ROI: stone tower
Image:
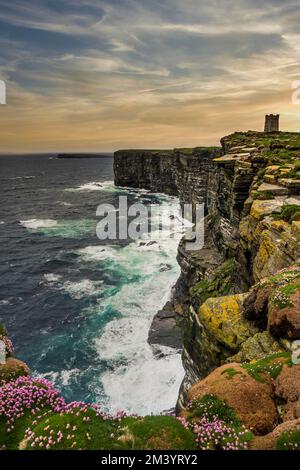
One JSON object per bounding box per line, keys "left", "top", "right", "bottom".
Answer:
{"left": 264, "top": 114, "right": 279, "bottom": 132}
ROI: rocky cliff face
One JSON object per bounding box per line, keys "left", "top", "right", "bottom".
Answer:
{"left": 114, "top": 131, "right": 300, "bottom": 410}
{"left": 114, "top": 147, "right": 222, "bottom": 206}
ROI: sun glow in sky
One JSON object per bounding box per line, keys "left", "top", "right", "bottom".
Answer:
{"left": 0, "top": 0, "right": 300, "bottom": 153}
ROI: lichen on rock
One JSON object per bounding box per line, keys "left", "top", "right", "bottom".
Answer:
{"left": 198, "top": 294, "right": 258, "bottom": 351}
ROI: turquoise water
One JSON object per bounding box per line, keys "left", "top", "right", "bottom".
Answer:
{"left": 0, "top": 155, "right": 184, "bottom": 415}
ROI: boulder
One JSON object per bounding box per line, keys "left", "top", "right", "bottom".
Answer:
{"left": 243, "top": 264, "right": 300, "bottom": 339}
{"left": 148, "top": 302, "right": 183, "bottom": 350}
{"left": 275, "top": 365, "right": 300, "bottom": 421}
{"left": 0, "top": 357, "right": 30, "bottom": 383}
{"left": 268, "top": 278, "right": 300, "bottom": 339}
{"left": 186, "top": 363, "right": 278, "bottom": 435}
{"left": 198, "top": 294, "right": 258, "bottom": 351}
{"left": 228, "top": 331, "right": 283, "bottom": 363}
{"left": 250, "top": 418, "right": 300, "bottom": 450}
{"left": 250, "top": 199, "right": 283, "bottom": 220}
{"left": 243, "top": 286, "right": 272, "bottom": 329}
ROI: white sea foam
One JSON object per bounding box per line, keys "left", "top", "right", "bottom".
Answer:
{"left": 44, "top": 273, "right": 62, "bottom": 283}
{"left": 77, "top": 245, "right": 121, "bottom": 262}
{"left": 101, "top": 351, "right": 184, "bottom": 415}
{"left": 66, "top": 180, "right": 155, "bottom": 195}
{"left": 20, "top": 218, "right": 95, "bottom": 238}
{"left": 33, "top": 190, "right": 184, "bottom": 415}
{"left": 58, "top": 201, "right": 73, "bottom": 207}
{"left": 96, "top": 317, "right": 150, "bottom": 362}
{"left": 74, "top": 182, "right": 105, "bottom": 191}
{"left": 61, "top": 368, "right": 81, "bottom": 386}
{"left": 37, "top": 369, "right": 80, "bottom": 387}
{"left": 44, "top": 273, "right": 104, "bottom": 299}
{"left": 62, "top": 279, "right": 104, "bottom": 300}
{"left": 91, "top": 194, "right": 184, "bottom": 415}
{"left": 66, "top": 180, "right": 118, "bottom": 192}
{"left": 20, "top": 219, "right": 58, "bottom": 229}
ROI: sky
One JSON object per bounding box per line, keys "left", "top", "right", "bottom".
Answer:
{"left": 0, "top": 0, "right": 300, "bottom": 153}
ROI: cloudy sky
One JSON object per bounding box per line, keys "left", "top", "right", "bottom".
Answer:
{"left": 0, "top": 0, "right": 300, "bottom": 152}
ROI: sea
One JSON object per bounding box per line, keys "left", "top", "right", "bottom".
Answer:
{"left": 0, "top": 154, "right": 184, "bottom": 415}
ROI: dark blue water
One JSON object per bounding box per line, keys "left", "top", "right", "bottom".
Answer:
{"left": 0, "top": 154, "right": 183, "bottom": 414}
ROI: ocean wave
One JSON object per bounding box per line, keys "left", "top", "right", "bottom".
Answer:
{"left": 91, "top": 227, "right": 183, "bottom": 414}
{"left": 62, "top": 279, "right": 105, "bottom": 300}
{"left": 58, "top": 201, "right": 73, "bottom": 207}
{"left": 14, "top": 179, "right": 184, "bottom": 415}
{"left": 20, "top": 218, "right": 96, "bottom": 238}
{"left": 95, "top": 317, "right": 150, "bottom": 362}
{"left": 101, "top": 351, "right": 184, "bottom": 416}
{"left": 77, "top": 245, "right": 121, "bottom": 262}
{"left": 20, "top": 219, "right": 58, "bottom": 229}
{"left": 65, "top": 180, "right": 119, "bottom": 192}
{"left": 36, "top": 368, "right": 81, "bottom": 388}
{"left": 44, "top": 273, "right": 62, "bottom": 283}
{"left": 44, "top": 273, "right": 104, "bottom": 299}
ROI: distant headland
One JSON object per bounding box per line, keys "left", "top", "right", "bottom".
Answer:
{"left": 57, "top": 153, "right": 113, "bottom": 159}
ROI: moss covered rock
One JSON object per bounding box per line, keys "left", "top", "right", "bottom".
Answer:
{"left": 0, "top": 357, "right": 29, "bottom": 384}
{"left": 268, "top": 277, "right": 300, "bottom": 339}
{"left": 227, "top": 331, "right": 284, "bottom": 363}
{"left": 243, "top": 263, "right": 300, "bottom": 340}
{"left": 251, "top": 419, "right": 300, "bottom": 450}
{"left": 275, "top": 365, "right": 300, "bottom": 422}
{"left": 198, "top": 294, "right": 258, "bottom": 351}
{"left": 186, "top": 362, "right": 278, "bottom": 435}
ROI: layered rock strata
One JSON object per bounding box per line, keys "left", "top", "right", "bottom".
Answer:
{"left": 114, "top": 131, "right": 300, "bottom": 411}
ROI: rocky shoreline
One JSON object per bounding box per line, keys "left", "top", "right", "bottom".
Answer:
{"left": 114, "top": 129, "right": 300, "bottom": 443}
{"left": 1, "top": 128, "right": 300, "bottom": 450}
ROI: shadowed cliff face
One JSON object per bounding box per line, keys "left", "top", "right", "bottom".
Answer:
{"left": 114, "top": 131, "right": 300, "bottom": 408}
{"left": 114, "top": 147, "right": 222, "bottom": 206}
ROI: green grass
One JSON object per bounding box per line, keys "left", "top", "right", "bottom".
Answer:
{"left": 264, "top": 267, "right": 300, "bottom": 286}
{"left": 187, "top": 394, "right": 241, "bottom": 426}
{"left": 24, "top": 409, "right": 126, "bottom": 450}
{"left": 190, "top": 259, "right": 234, "bottom": 303}
{"left": 256, "top": 191, "right": 275, "bottom": 200}
{"left": 22, "top": 411, "right": 196, "bottom": 451}
{"left": 276, "top": 431, "right": 300, "bottom": 450}
{"left": 221, "top": 368, "right": 244, "bottom": 380}
{"left": 185, "top": 394, "right": 254, "bottom": 450}
{"left": 261, "top": 149, "right": 300, "bottom": 165}
{"left": 272, "top": 205, "right": 300, "bottom": 223}
{"left": 271, "top": 284, "right": 298, "bottom": 309}
{"left": 241, "top": 352, "right": 292, "bottom": 383}
{"left": 0, "top": 409, "right": 51, "bottom": 450}
{"left": 120, "top": 416, "right": 196, "bottom": 450}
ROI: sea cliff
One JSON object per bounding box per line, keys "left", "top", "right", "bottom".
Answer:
{"left": 114, "top": 131, "right": 300, "bottom": 411}
{"left": 1, "top": 129, "right": 300, "bottom": 451}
